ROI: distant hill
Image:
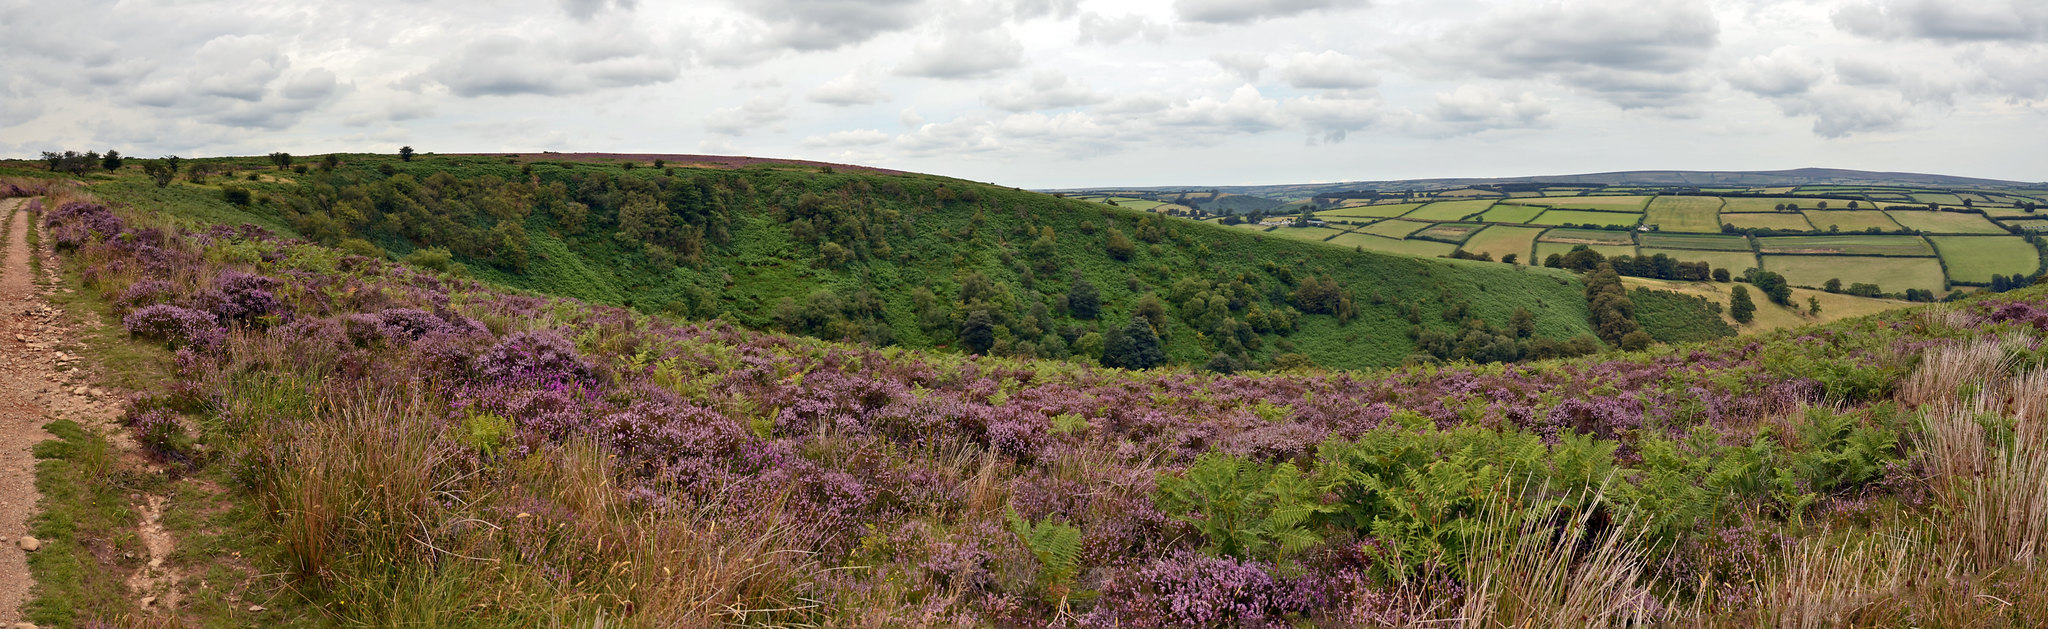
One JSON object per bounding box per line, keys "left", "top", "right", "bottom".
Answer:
{"left": 1056, "top": 168, "right": 2038, "bottom": 202}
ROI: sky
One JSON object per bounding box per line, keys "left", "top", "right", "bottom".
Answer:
{"left": 1, "top": 0, "right": 2044, "bottom": 188}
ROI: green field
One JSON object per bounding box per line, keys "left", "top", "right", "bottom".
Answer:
{"left": 2002, "top": 219, "right": 2048, "bottom": 233}
{"left": 1539, "top": 228, "right": 1635, "bottom": 245}
{"left": 1639, "top": 248, "right": 1759, "bottom": 273}
{"left": 1645, "top": 196, "right": 1725, "bottom": 233}
{"left": 1460, "top": 226, "right": 1545, "bottom": 262}
{"left": 1910, "top": 192, "right": 1966, "bottom": 206}
{"left": 1531, "top": 210, "right": 1642, "bottom": 228}
{"left": 1757, "top": 235, "right": 1934, "bottom": 257}
{"left": 1321, "top": 203, "right": 1423, "bottom": 219}
{"left": 1329, "top": 232, "right": 1459, "bottom": 257}
{"left": 1721, "top": 197, "right": 1817, "bottom": 213}
{"left": 1722, "top": 212, "right": 1814, "bottom": 231}
{"left": 1982, "top": 207, "right": 2040, "bottom": 219}
{"left": 1885, "top": 210, "right": 2008, "bottom": 234}
{"left": 1533, "top": 195, "right": 1653, "bottom": 212}
{"left": 1537, "top": 241, "right": 1636, "bottom": 261}
{"left": 1359, "top": 219, "right": 1432, "bottom": 239}
{"left": 1476, "top": 203, "right": 1548, "bottom": 224}
{"left": 1802, "top": 210, "right": 1902, "bottom": 232}
{"left": 1405, "top": 200, "right": 1497, "bottom": 221}
{"left": 1928, "top": 236, "right": 2043, "bottom": 284}
{"left": 1763, "top": 255, "right": 1948, "bottom": 294}
{"left": 1636, "top": 233, "right": 1752, "bottom": 251}
{"left": 1413, "top": 223, "right": 1485, "bottom": 243}
{"left": 1268, "top": 225, "right": 1349, "bottom": 241}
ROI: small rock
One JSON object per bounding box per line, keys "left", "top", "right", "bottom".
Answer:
{"left": 70, "top": 386, "right": 87, "bottom": 396}
{"left": 18, "top": 536, "right": 40, "bottom": 552}
{"left": 89, "top": 388, "right": 105, "bottom": 397}
{"left": 16, "top": 621, "right": 40, "bottom": 629}
{"left": 140, "top": 596, "right": 155, "bottom": 608}
{"left": 249, "top": 604, "right": 267, "bottom": 612}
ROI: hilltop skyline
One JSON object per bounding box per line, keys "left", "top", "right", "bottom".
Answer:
{"left": 4, "top": 0, "right": 2046, "bottom": 188}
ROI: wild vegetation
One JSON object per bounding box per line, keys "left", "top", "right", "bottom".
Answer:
{"left": 15, "top": 171, "right": 2048, "bottom": 626}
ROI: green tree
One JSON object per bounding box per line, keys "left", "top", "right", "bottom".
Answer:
{"left": 1105, "top": 228, "right": 1136, "bottom": 261}
{"left": 1584, "top": 263, "right": 1642, "bottom": 346}
{"left": 1730, "top": 285, "right": 1756, "bottom": 324}
{"left": 101, "top": 149, "right": 123, "bottom": 170}
{"left": 1134, "top": 293, "right": 1168, "bottom": 333}
{"left": 959, "top": 310, "right": 997, "bottom": 354}
{"left": 1808, "top": 296, "right": 1822, "bottom": 316}
{"left": 142, "top": 160, "right": 175, "bottom": 188}
{"left": 1101, "top": 315, "right": 1165, "bottom": 370}
{"left": 269, "top": 152, "right": 292, "bottom": 170}
{"left": 399, "top": 146, "right": 415, "bottom": 162}
{"left": 1066, "top": 279, "right": 1101, "bottom": 320}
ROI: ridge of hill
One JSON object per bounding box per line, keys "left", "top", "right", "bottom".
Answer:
{"left": 16, "top": 152, "right": 1706, "bottom": 371}
{"left": 1059, "top": 167, "right": 2037, "bottom": 201}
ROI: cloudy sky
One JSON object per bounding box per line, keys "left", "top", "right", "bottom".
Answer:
{"left": 2, "top": 0, "right": 2044, "bottom": 188}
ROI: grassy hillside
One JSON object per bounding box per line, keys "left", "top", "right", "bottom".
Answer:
{"left": 26, "top": 189, "right": 2048, "bottom": 626}
{"left": 56, "top": 153, "right": 1617, "bottom": 371}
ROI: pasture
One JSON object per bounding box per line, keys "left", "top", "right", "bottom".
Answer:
{"left": 1413, "top": 223, "right": 1485, "bottom": 243}
{"left": 1460, "top": 226, "right": 1545, "bottom": 261}
{"left": 1537, "top": 241, "right": 1636, "bottom": 261}
{"left": 1927, "top": 236, "right": 2043, "bottom": 284}
{"left": 1329, "top": 232, "right": 1459, "bottom": 257}
{"left": 1886, "top": 210, "right": 2008, "bottom": 234}
{"left": 1531, "top": 194, "right": 1653, "bottom": 211}
{"left": 1531, "top": 210, "right": 1642, "bottom": 228}
{"left": 1802, "top": 210, "right": 1903, "bottom": 232}
{"left": 1719, "top": 197, "right": 1814, "bottom": 213}
{"left": 1636, "top": 233, "right": 1751, "bottom": 251}
{"left": 1721, "top": 212, "right": 1814, "bottom": 231}
{"left": 1539, "top": 228, "right": 1636, "bottom": 245}
{"left": 1267, "top": 225, "right": 1348, "bottom": 241}
{"left": 1645, "top": 196, "right": 1725, "bottom": 232}
{"left": 1321, "top": 202, "right": 1422, "bottom": 218}
{"left": 1359, "top": 219, "right": 1432, "bottom": 239}
{"left": 1404, "top": 200, "right": 1497, "bottom": 221}
{"left": 1763, "top": 255, "right": 1949, "bottom": 294}
{"left": 1756, "top": 235, "right": 1935, "bottom": 257}
{"left": 1638, "top": 248, "right": 1760, "bottom": 273}
{"left": 1476, "top": 203, "right": 1548, "bottom": 224}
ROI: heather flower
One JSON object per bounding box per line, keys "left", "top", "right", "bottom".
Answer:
{"left": 123, "top": 304, "right": 224, "bottom": 349}
{"left": 204, "top": 270, "right": 285, "bottom": 325}
{"left": 1085, "top": 552, "right": 1326, "bottom": 628}
{"left": 126, "top": 408, "right": 189, "bottom": 463}
{"left": 475, "top": 329, "right": 596, "bottom": 387}
{"left": 116, "top": 279, "right": 177, "bottom": 311}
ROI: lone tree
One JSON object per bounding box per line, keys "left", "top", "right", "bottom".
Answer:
{"left": 268, "top": 152, "right": 292, "bottom": 170}
{"left": 101, "top": 149, "right": 123, "bottom": 171}
{"left": 1066, "top": 278, "right": 1101, "bottom": 320}
{"left": 399, "top": 146, "right": 415, "bottom": 162}
{"left": 141, "top": 159, "right": 176, "bottom": 188}
{"left": 1730, "top": 285, "right": 1756, "bottom": 324}
{"left": 1100, "top": 315, "right": 1165, "bottom": 370}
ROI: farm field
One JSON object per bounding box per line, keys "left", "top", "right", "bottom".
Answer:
{"left": 1721, "top": 212, "right": 1813, "bottom": 231}
{"left": 1638, "top": 248, "right": 1759, "bottom": 273}
{"left": 1321, "top": 202, "right": 1422, "bottom": 218}
{"left": 1911, "top": 192, "right": 1966, "bottom": 205}
{"left": 1359, "top": 219, "right": 1432, "bottom": 239}
{"left": 1802, "top": 210, "right": 1903, "bottom": 232}
{"left": 1329, "top": 232, "right": 1459, "bottom": 257}
{"left": 1413, "top": 222, "right": 1484, "bottom": 243}
{"left": 1531, "top": 210, "right": 1641, "bottom": 228}
{"left": 1510, "top": 195, "right": 1652, "bottom": 211}
{"left": 1645, "top": 196, "right": 1724, "bottom": 232}
{"left": 1757, "top": 235, "right": 1934, "bottom": 257}
{"left": 1459, "top": 226, "right": 1545, "bottom": 261}
{"left": 1618, "top": 276, "right": 1915, "bottom": 331}
{"left": 1539, "top": 228, "right": 1635, "bottom": 245}
{"left": 1885, "top": 210, "right": 2009, "bottom": 234}
{"left": 1637, "top": 233, "right": 1751, "bottom": 251}
{"left": 1763, "top": 255, "right": 1949, "bottom": 294}
{"left": 1537, "top": 241, "right": 1636, "bottom": 261}
{"left": 1927, "top": 236, "right": 2043, "bottom": 284}
{"left": 1267, "top": 224, "right": 1348, "bottom": 241}
{"left": 1720, "top": 197, "right": 1815, "bottom": 212}
{"left": 1404, "top": 200, "right": 1497, "bottom": 221}
{"left": 1476, "top": 203, "right": 1547, "bottom": 224}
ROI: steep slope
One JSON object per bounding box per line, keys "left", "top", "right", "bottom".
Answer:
{"left": 77, "top": 154, "right": 1610, "bottom": 370}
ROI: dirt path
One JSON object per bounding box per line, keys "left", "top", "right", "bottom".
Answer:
{"left": 0, "top": 197, "right": 51, "bottom": 622}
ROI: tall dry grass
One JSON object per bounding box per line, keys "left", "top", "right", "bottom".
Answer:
{"left": 1456, "top": 486, "right": 1660, "bottom": 628}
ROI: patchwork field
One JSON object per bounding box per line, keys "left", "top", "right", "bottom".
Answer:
{"left": 1927, "top": 236, "right": 2043, "bottom": 284}
{"left": 1460, "top": 226, "right": 1545, "bottom": 261}
{"left": 1764, "top": 255, "right": 1948, "bottom": 294}
{"left": 1405, "top": 200, "right": 1497, "bottom": 221}
{"left": 1720, "top": 197, "right": 1815, "bottom": 213}
{"left": 1476, "top": 203, "right": 1548, "bottom": 224}
{"left": 1721, "top": 212, "right": 1813, "bottom": 231}
{"left": 1636, "top": 233, "right": 1752, "bottom": 251}
{"left": 1885, "top": 210, "right": 2008, "bottom": 234}
{"left": 1537, "top": 241, "right": 1636, "bottom": 261}
{"left": 1802, "top": 210, "right": 1903, "bottom": 232}
{"left": 1359, "top": 219, "right": 1433, "bottom": 239}
{"left": 1512, "top": 195, "right": 1652, "bottom": 211}
{"left": 1321, "top": 203, "right": 1422, "bottom": 218}
{"left": 1413, "top": 223, "right": 1485, "bottom": 243}
{"left": 1645, "top": 196, "right": 1725, "bottom": 232}
{"left": 1911, "top": 192, "right": 1966, "bottom": 205}
{"left": 1329, "top": 232, "right": 1459, "bottom": 257}
{"left": 1639, "top": 248, "right": 1759, "bottom": 273}
{"left": 1539, "top": 228, "right": 1635, "bottom": 245}
{"left": 1532, "top": 210, "right": 1642, "bottom": 228}
{"left": 1618, "top": 276, "right": 1915, "bottom": 332}
{"left": 1268, "top": 225, "right": 1348, "bottom": 241}
{"left": 1757, "top": 235, "right": 1935, "bottom": 257}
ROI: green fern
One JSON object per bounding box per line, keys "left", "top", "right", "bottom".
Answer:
{"left": 1007, "top": 508, "right": 1083, "bottom": 589}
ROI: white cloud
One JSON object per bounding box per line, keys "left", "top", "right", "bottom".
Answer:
{"left": 803, "top": 128, "right": 892, "bottom": 147}
{"left": 1834, "top": 0, "right": 2048, "bottom": 43}
{"left": 1426, "top": 86, "right": 1551, "bottom": 136}
{"left": 1276, "top": 51, "right": 1377, "bottom": 90}
{"left": 1078, "top": 13, "right": 1169, "bottom": 44}
{"left": 418, "top": 30, "right": 680, "bottom": 97}
{"left": 808, "top": 71, "right": 890, "bottom": 106}
{"left": 1418, "top": 0, "right": 1719, "bottom": 111}
{"left": 1175, "top": 0, "right": 1368, "bottom": 24}
{"left": 983, "top": 71, "right": 1105, "bottom": 111}
{"left": 1158, "top": 85, "right": 1287, "bottom": 133}
{"left": 895, "top": 30, "right": 1025, "bottom": 79}
{"left": 704, "top": 96, "right": 790, "bottom": 136}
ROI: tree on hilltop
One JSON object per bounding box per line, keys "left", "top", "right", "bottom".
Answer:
{"left": 400, "top": 146, "right": 415, "bottom": 162}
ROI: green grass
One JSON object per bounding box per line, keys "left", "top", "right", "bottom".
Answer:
{"left": 1412, "top": 223, "right": 1485, "bottom": 244}
{"left": 1927, "top": 236, "right": 2043, "bottom": 284}
{"left": 1636, "top": 233, "right": 1752, "bottom": 251}
{"left": 1801, "top": 211, "right": 1903, "bottom": 232}
{"left": 1460, "top": 226, "right": 1545, "bottom": 262}
{"left": 1530, "top": 210, "right": 1641, "bottom": 228}
{"left": 1527, "top": 195, "right": 1652, "bottom": 212}
{"left": 26, "top": 420, "right": 145, "bottom": 625}
{"left": 1267, "top": 225, "right": 1349, "bottom": 242}
{"left": 1475, "top": 204, "right": 1548, "bottom": 224}
{"left": 1763, "top": 255, "right": 1948, "bottom": 294}
{"left": 1910, "top": 192, "right": 1965, "bottom": 206}
{"left": 88, "top": 178, "right": 302, "bottom": 238}
{"left": 1756, "top": 235, "right": 1934, "bottom": 257}
{"left": 1630, "top": 288, "right": 1736, "bottom": 343}
{"left": 1884, "top": 210, "right": 2009, "bottom": 234}
{"left": 1404, "top": 200, "right": 1496, "bottom": 222}
{"left": 1721, "top": 212, "right": 1814, "bottom": 231}
{"left": 1327, "top": 233, "right": 1458, "bottom": 258}
{"left": 1358, "top": 219, "right": 1432, "bottom": 239}
{"left": 1537, "top": 228, "right": 1635, "bottom": 245}
{"left": 1644, "top": 196, "right": 1724, "bottom": 233}
{"left": 1720, "top": 197, "right": 1821, "bottom": 213}
{"left": 1638, "top": 248, "right": 1760, "bottom": 273}
{"left": 1320, "top": 203, "right": 1422, "bottom": 219}
{"left": 1536, "top": 241, "right": 1635, "bottom": 261}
